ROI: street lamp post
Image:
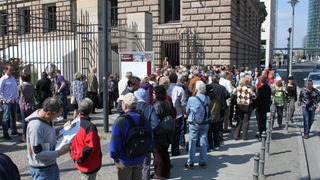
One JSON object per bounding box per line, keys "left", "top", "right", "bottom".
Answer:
{"left": 289, "top": 0, "right": 299, "bottom": 77}
{"left": 287, "top": 28, "right": 292, "bottom": 79}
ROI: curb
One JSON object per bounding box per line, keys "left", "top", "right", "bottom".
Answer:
{"left": 298, "top": 129, "right": 310, "bottom": 180}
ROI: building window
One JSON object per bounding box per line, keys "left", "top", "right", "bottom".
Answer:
{"left": 43, "top": 5, "right": 57, "bottom": 32}
{"left": 19, "top": 8, "right": 30, "bottom": 35}
{"left": 162, "top": 0, "right": 180, "bottom": 23}
{"left": 71, "top": 0, "right": 77, "bottom": 32}
{"left": 111, "top": 0, "right": 118, "bottom": 26}
{"left": 0, "top": 11, "right": 8, "bottom": 36}
{"left": 161, "top": 42, "right": 180, "bottom": 67}
{"left": 236, "top": 0, "right": 240, "bottom": 26}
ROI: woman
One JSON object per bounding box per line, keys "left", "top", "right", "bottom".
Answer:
{"left": 233, "top": 75, "right": 255, "bottom": 140}
{"left": 270, "top": 76, "right": 286, "bottom": 127}
{"left": 286, "top": 76, "right": 297, "bottom": 123}
{"left": 184, "top": 81, "right": 210, "bottom": 169}
{"left": 149, "top": 74, "right": 157, "bottom": 87}
{"left": 18, "top": 72, "right": 36, "bottom": 142}
{"left": 71, "top": 72, "right": 87, "bottom": 119}
{"left": 140, "top": 75, "right": 153, "bottom": 105}
{"left": 152, "top": 85, "right": 174, "bottom": 179}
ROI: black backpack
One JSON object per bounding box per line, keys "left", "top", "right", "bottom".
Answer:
{"left": 122, "top": 114, "right": 152, "bottom": 159}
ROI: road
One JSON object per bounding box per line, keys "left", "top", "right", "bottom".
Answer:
{"left": 278, "top": 61, "right": 320, "bottom": 180}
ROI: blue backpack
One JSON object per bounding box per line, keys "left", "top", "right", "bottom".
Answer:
{"left": 193, "top": 96, "right": 210, "bottom": 125}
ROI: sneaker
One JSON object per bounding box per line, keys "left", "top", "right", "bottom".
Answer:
{"left": 4, "top": 134, "right": 11, "bottom": 140}
{"left": 184, "top": 162, "right": 194, "bottom": 169}
{"left": 11, "top": 131, "right": 21, "bottom": 136}
{"left": 199, "top": 163, "right": 207, "bottom": 169}
{"left": 303, "top": 135, "right": 309, "bottom": 139}
{"left": 57, "top": 116, "right": 64, "bottom": 122}
{"left": 214, "top": 146, "right": 220, "bottom": 151}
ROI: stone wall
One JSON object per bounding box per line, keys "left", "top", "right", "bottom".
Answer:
{"left": 117, "top": 0, "right": 266, "bottom": 67}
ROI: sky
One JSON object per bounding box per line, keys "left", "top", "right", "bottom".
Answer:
{"left": 276, "top": 0, "right": 309, "bottom": 48}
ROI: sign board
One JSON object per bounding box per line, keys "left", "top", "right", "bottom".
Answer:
{"left": 119, "top": 52, "right": 154, "bottom": 79}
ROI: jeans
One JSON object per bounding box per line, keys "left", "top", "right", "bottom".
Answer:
{"left": 2, "top": 102, "right": 17, "bottom": 135}
{"left": 142, "top": 152, "right": 151, "bottom": 180}
{"left": 302, "top": 107, "right": 315, "bottom": 137}
{"left": 20, "top": 109, "right": 27, "bottom": 136}
{"left": 29, "top": 164, "right": 60, "bottom": 180}
{"left": 172, "top": 117, "right": 183, "bottom": 155}
{"left": 188, "top": 123, "right": 209, "bottom": 164}
{"left": 57, "top": 92, "right": 68, "bottom": 119}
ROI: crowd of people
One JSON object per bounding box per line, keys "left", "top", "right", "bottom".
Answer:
{"left": 0, "top": 63, "right": 320, "bottom": 180}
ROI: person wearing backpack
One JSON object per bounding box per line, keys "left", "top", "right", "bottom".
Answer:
{"left": 134, "top": 88, "right": 160, "bottom": 180}
{"left": 110, "top": 93, "right": 152, "bottom": 180}
{"left": 70, "top": 98, "right": 101, "bottom": 180}
{"left": 184, "top": 81, "right": 211, "bottom": 169}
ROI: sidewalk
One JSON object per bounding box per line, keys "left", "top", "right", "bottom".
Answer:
{"left": 0, "top": 108, "right": 309, "bottom": 180}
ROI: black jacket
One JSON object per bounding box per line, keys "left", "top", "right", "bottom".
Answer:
{"left": 210, "top": 82, "right": 230, "bottom": 108}
{"left": 254, "top": 84, "right": 271, "bottom": 113}
{"left": 36, "top": 77, "right": 52, "bottom": 105}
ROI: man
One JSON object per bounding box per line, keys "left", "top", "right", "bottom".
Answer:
{"left": 0, "top": 153, "right": 20, "bottom": 180}
{"left": 70, "top": 98, "right": 101, "bottom": 180}
{"left": 254, "top": 75, "right": 271, "bottom": 138}
{"left": 167, "top": 73, "right": 187, "bottom": 156}
{"left": 87, "top": 67, "right": 99, "bottom": 113}
{"left": 116, "top": 76, "right": 141, "bottom": 114}
{"left": 51, "top": 70, "right": 68, "bottom": 121}
{"left": 110, "top": 93, "right": 152, "bottom": 180}
{"left": 255, "top": 70, "right": 267, "bottom": 90}
{"left": 36, "top": 72, "right": 53, "bottom": 109}
{"left": 26, "top": 97, "right": 71, "bottom": 179}
{"left": 0, "top": 65, "right": 19, "bottom": 139}
{"left": 118, "top": 71, "right": 132, "bottom": 95}
{"left": 244, "top": 67, "right": 252, "bottom": 76}
{"left": 208, "top": 75, "right": 230, "bottom": 151}
{"left": 270, "top": 76, "right": 286, "bottom": 128}
{"left": 189, "top": 70, "right": 201, "bottom": 96}
{"left": 219, "top": 72, "right": 233, "bottom": 132}
{"left": 298, "top": 80, "right": 320, "bottom": 139}
{"left": 184, "top": 81, "right": 210, "bottom": 169}
{"left": 134, "top": 88, "right": 160, "bottom": 180}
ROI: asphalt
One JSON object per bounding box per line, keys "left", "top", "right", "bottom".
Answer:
{"left": 0, "top": 61, "right": 318, "bottom": 180}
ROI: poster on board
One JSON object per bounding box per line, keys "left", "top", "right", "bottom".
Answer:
{"left": 119, "top": 52, "right": 154, "bottom": 79}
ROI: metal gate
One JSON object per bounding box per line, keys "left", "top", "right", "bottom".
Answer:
{"left": 0, "top": 0, "right": 98, "bottom": 83}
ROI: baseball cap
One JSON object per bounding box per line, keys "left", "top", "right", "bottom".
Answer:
{"left": 119, "top": 93, "right": 137, "bottom": 108}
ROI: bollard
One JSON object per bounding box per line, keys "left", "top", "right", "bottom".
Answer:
{"left": 259, "top": 131, "right": 267, "bottom": 179}
{"left": 266, "top": 129, "right": 271, "bottom": 156}
{"left": 267, "top": 119, "right": 272, "bottom": 143}
{"left": 253, "top": 152, "right": 260, "bottom": 180}
{"left": 285, "top": 102, "right": 289, "bottom": 133}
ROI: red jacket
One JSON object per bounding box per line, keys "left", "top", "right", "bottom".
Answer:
{"left": 71, "top": 116, "right": 102, "bottom": 173}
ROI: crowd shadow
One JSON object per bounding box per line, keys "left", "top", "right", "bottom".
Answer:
{"left": 170, "top": 153, "right": 254, "bottom": 179}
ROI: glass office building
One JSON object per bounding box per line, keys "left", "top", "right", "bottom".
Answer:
{"left": 307, "top": 0, "right": 320, "bottom": 56}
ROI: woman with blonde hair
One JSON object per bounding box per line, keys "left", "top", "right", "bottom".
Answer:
{"left": 233, "top": 75, "right": 255, "bottom": 140}
{"left": 70, "top": 72, "right": 87, "bottom": 119}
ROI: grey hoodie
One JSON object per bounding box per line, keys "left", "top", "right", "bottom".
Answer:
{"left": 26, "top": 110, "right": 59, "bottom": 168}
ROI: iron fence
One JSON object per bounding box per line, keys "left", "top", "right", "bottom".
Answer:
{"left": 0, "top": 0, "right": 98, "bottom": 83}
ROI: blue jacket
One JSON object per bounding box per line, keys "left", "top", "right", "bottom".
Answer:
{"left": 186, "top": 93, "right": 211, "bottom": 124}
{"left": 110, "top": 110, "right": 153, "bottom": 166}
{"left": 136, "top": 101, "right": 160, "bottom": 130}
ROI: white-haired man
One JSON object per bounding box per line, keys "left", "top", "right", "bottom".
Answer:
{"left": 118, "top": 71, "right": 132, "bottom": 95}
{"left": 184, "top": 81, "right": 211, "bottom": 169}
{"left": 270, "top": 76, "right": 286, "bottom": 128}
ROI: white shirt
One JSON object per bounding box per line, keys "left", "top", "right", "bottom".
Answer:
{"left": 118, "top": 78, "right": 128, "bottom": 95}
{"left": 167, "top": 83, "right": 187, "bottom": 119}
{"left": 219, "top": 78, "right": 233, "bottom": 106}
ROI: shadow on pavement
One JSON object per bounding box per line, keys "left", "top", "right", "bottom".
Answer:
{"left": 270, "top": 150, "right": 292, "bottom": 156}
{"left": 266, "top": 170, "right": 291, "bottom": 177}
{"left": 170, "top": 153, "right": 254, "bottom": 179}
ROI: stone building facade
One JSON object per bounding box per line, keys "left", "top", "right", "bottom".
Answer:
{"left": 117, "top": 0, "right": 267, "bottom": 67}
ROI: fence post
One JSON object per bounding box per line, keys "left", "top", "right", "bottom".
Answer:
{"left": 266, "top": 118, "right": 272, "bottom": 156}
{"left": 259, "top": 131, "right": 266, "bottom": 179}
{"left": 267, "top": 119, "right": 272, "bottom": 143}
{"left": 253, "top": 152, "right": 260, "bottom": 180}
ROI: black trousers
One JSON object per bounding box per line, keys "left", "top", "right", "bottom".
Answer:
{"left": 234, "top": 108, "right": 251, "bottom": 140}
{"left": 87, "top": 92, "right": 98, "bottom": 111}
{"left": 153, "top": 144, "right": 170, "bottom": 178}
{"left": 256, "top": 110, "right": 267, "bottom": 136}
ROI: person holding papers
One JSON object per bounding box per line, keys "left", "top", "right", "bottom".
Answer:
{"left": 26, "top": 97, "right": 71, "bottom": 180}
